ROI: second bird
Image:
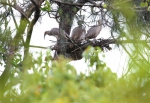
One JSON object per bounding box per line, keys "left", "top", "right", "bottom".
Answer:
{"left": 85, "top": 20, "right": 102, "bottom": 39}
{"left": 71, "top": 21, "right": 86, "bottom": 41}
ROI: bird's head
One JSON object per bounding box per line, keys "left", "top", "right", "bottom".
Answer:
{"left": 44, "top": 31, "right": 51, "bottom": 39}
{"left": 44, "top": 29, "right": 60, "bottom": 40}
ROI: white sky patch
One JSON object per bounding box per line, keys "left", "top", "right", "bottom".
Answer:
{"left": 0, "top": 61, "right": 5, "bottom": 76}
{"left": 12, "top": 83, "right": 21, "bottom": 95}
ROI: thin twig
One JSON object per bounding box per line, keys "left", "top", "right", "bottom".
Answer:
{"left": 29, "top": 45, "right": 48, "bottom": 49}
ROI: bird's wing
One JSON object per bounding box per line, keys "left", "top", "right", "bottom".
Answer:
{"left": 85, "top": 27, "right": 95, "bottom": 38}
{"left": 71, "top": 27, "right": 78, "bottom": 40}
{"left": 79, "top": 28, "right": 86, "bottom": 40}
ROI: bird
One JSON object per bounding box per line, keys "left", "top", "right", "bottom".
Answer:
{"left": 71, "top": 21, "right": 86, "bottom": 41}
{"left": 44, "top": 28, "right": 70, "bottom": 60}
{"left": 44, "top": 28, "right": 69, "bottom": 40}
{"left": 71, "top": 26, "right": 86, "bottom": 41}
{"left": 85, "top": 20, "right": 102, "bottom": 39}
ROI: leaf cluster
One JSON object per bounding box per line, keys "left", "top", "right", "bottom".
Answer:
{"left": 0, "top": 47, "right": 150, "bottom": 103}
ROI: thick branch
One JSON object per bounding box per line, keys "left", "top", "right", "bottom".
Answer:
{"left": 25, "top": 0, "right": 41, "bottom": 50}
{"left": 52, "top": 0, "right": 103, "bottom": 8}
{"left": 52, "top": 0, "right": 149, "bottom": 12}
{"left": 23, "top": 0, "right": 44, "bottom": 67}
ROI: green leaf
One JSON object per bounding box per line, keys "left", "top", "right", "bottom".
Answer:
{"left": 102, "top": 3, "right": 107, "bottom": 8}
{"left": 41, "top": 7, "right": 49, "bottom": 11}
{"left": 147, "top": 6, "right": 150, "bottom": 11}
{"left": 40, "top": 0, "right": 51, "bottom": 12}
{"left": 46, "top": 0, "right": 50, "bottom": 7}
{"left": 140, "top": 2, "right": 148, "bottom": 7}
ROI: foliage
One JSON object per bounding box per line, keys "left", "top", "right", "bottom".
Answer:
{"left": 0, "top": 0, "right": 150, "bottom": 103}
{"left": 0, "top": 48, "right": 150, "bottom": 103}
{"left": 41, "top": 0, "right": 51, "bottom": 11}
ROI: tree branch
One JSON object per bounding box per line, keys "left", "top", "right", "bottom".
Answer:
{"left": 51, "top": 38, "right": 150, "bottom": 60}
{"left": 24, "top": 0, "right": 44, "bottom": 57}
{"left": 52, "top": 0, "right": 103, "bottom": 8}
{"left": 0, "top": 1, "right": 30, "bottom": 22}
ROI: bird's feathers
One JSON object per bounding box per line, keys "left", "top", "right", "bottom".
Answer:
{"left": 44, "top": 28, "right": 68, "bottom": 40}
{"left": 71, "top": 26, "right": 86, "bottom": 41}
{"left": 85, "top": 20, "right": 102, "bottom": 39}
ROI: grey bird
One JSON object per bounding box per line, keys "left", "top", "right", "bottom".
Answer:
{"left": 44, "top": 28, "right": 69, "bottom": 40}
{"left": 71, "top": 26, "right": 86, "bottom": 41}
{"left": 85, "top": 20, "right": 102, "bottom": 39}
{"left": 44, "top": 28, "right": 70, "bottom": 60}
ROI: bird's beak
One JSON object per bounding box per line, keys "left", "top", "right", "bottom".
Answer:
{"left": 44, "top": 32, "right": 47, "bottom": 39}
